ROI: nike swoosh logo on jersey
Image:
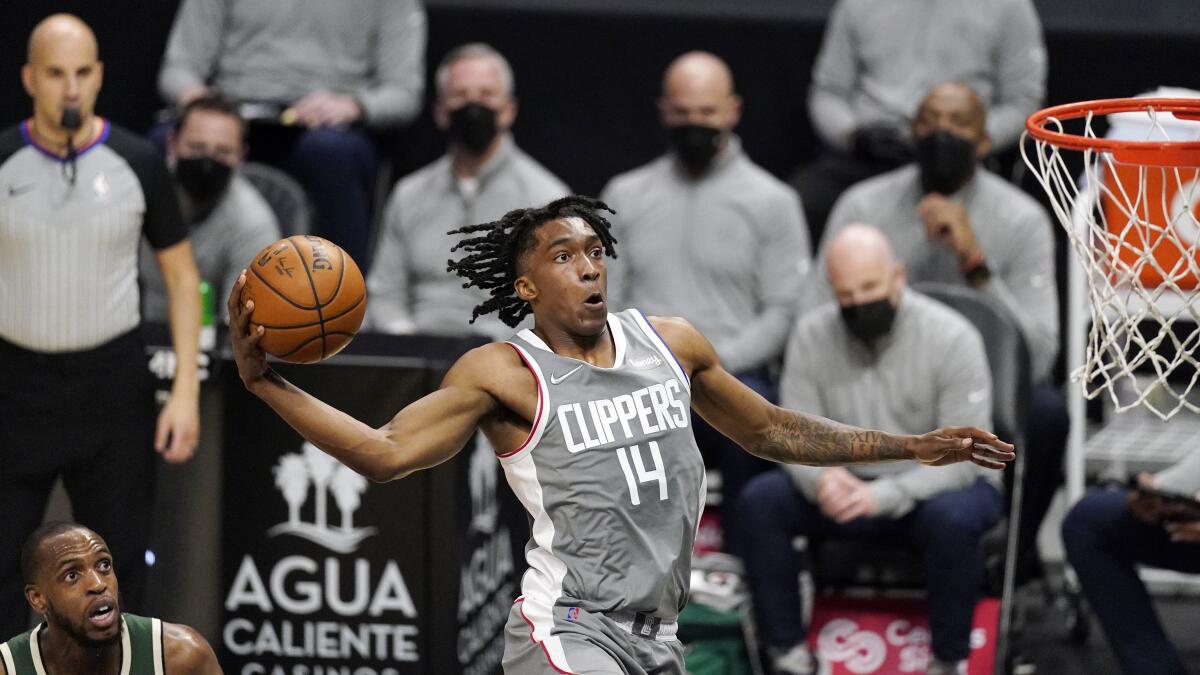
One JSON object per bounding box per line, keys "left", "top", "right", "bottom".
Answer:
{"left": 550, "top": 364, "right": 584, "bottom": 385}
{"left": 7, "top": 183, "right": 35, "bottom": 197}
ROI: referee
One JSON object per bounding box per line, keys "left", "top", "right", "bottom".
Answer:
{"left": 0, "top": 14, "right": 201, "bottom": 637}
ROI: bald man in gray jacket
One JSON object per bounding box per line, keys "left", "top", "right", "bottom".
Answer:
{"left": 739, "top": 225, "right": 1000, "bottom": 675}
{"left": 601, "top": 51, "right": 811, "bottom": 525}
{"left": 820, "top": 82, "right": 1066, "bottom": 588}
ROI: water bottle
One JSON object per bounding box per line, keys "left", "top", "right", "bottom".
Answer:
{"left": 199, "top": 280, "right": 216, "bottom": 352}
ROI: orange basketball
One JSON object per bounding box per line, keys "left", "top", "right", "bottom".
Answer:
{"left": 240, "top": 236, "right": 367, "bottom": 364}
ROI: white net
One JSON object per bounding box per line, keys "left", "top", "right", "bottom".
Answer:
{"left": 1022, "top": 101, "right": 1200, "bottom": 420}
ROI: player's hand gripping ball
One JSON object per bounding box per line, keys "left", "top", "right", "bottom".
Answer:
{"left": 240, "top": 236, "right": 367, "bottom": 363}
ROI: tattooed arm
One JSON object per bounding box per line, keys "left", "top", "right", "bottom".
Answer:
{"left": 651, "top": 315, "right": 1014, "bottom": 469}
{"left": 757, "top": 412, "right": 910, "bottom": 465}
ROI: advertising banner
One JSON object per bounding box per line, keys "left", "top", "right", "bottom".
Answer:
{"left": 220, "top": 363, "right": 435, "bottom": 674}
{"left": 218, "top": 336, "right": 528, "bottom": 675}
{"left": 808, "top": 596, "right": 1000, "bottom": 675}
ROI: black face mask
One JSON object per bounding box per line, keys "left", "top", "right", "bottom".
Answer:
{"left": 915, "top": 129, "right": 978, "bottom": 195}
{"left": 840, "top": 298, "right": 897, "bottom": 343}
{"left": 175, "top": 156, "right": 233, "bottom": 205}
{"left": 668, "top": 124, "right": 723, "bottom": 172}
{"left": 448, "top": 103, "right": 499, "bottom": 152}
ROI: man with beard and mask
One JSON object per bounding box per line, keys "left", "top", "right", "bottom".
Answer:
{"left": 0, "top": 14, "right": 200, "bottom": 639}
{"left": 600, "top": 51, "right": 811, "bottom": 540}
{"left": 789, "top": 0, "right": 1045, "bottom": 244}
{"left": 139, "top": 95, "right": 279, "bottom": 323}
{"left": 739, "top": 224, "right": 999, "bottom": 675}
{"left": 1, "top": 522, "right": 220, "bottom": 674}
{"left": 820, "top": 82, "right": 1065, "bottom": 587}
{"left": 367, "top": 43, "right": 568, "bottom": 340}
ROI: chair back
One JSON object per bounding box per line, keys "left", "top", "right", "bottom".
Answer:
{"left": 241, "top": 161, "right": 312, "bottom": 236}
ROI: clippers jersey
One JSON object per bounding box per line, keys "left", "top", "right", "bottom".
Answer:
{"left": 502, "top": 310, "right": 706, "bottom": 632}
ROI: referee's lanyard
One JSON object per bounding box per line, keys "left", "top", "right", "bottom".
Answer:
{"left": 60, "top": 108, "right": 83, "bottom": 184}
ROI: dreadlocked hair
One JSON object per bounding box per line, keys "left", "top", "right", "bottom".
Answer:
{"left": 446, "top": 195, "right": 618, "bottom": 327}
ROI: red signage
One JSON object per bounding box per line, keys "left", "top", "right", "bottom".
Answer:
{"left": 808, "top": 596, "right": 999, "bottom": 675}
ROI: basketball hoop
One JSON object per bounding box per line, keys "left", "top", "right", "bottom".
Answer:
{"left": 1023, "top": 97, "right": 1200, "bottom": 420}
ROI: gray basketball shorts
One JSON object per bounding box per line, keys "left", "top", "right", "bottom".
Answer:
{"left": 502, "top": 599, "right": 685, "bottom": 675}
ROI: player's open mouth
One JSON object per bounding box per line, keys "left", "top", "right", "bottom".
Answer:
{"left": 584, "top": 293, "right": 604, "bottom": 308}
{"left": 88, "top": 602, "right": 117, "bottom": 629}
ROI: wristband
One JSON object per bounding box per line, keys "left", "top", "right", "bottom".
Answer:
{"left": 963, "top": 257, "right": 992, "bottom": 288}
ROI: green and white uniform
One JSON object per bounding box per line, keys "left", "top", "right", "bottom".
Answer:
{"left": 1, "top": 614, "right": 165, "bottom": 675}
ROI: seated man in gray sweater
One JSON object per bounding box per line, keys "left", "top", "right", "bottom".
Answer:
{"left": 600, "top": 51, "right": 811, "bottom": 529}
{"left": 740, "top": 224, "right": 1000, "bottom": 675}
{"left": 1063, "top": 452, "right": 1200, "bottom": 675}
{"left": 157, "top": 0, "right": 426, "bottom": 269}
{"left": 139, "top": 94, "right": 279, "bottom": 324}
{"left": 790, "top": 0, "right": 1045, "bottom": 242}
{"left": 366, "top": 44, "right": 568, "bottom": 340}
{"left": 820, "top": 81, "right": 1066, "bottom": 585}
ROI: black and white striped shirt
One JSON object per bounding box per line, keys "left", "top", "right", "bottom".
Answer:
{"left": 0, "top": 119, "right": 186, "bottom": 352}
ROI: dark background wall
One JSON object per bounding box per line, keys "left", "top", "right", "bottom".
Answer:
{"left": 4, "top": 1, "right": 1198, "bottom": 198}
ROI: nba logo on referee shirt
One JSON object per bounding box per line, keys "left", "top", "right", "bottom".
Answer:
{"left": 565, "top": 607, "right": 580, "bottom": 622}
{"left": 92, "top": 171, "right": 109, "bottom": 199}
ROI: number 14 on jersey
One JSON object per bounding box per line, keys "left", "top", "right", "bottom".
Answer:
{"left": 615, "top": 441, "right": 668, "bottom": 506}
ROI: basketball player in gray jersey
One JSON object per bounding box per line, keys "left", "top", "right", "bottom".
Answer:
{"left": 227, "top": 196, "right": 1013, "bottom": 674}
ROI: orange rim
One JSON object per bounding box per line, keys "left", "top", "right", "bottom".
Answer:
{"left": 1026, "top": 97, "right": 1200, "bottom": 167}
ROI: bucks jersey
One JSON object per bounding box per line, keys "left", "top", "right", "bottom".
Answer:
{"left": 0, "top": 614, "right": 165, "bottom": 674}
{"left": 502, "top": 310, "right": 706, "bottom": 641}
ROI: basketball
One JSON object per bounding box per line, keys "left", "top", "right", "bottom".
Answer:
{"left": 240, "top": 236, "right": 367, "bottom": 364}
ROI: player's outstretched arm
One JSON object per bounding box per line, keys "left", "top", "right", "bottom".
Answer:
{"left": 163, "top": 622, "right": 223, "bottom": 674}
{"left": 652, "top": 316, "right": 1014, "bottom": 469}
{"left": 228, "top": 272, "right": 499, "bottom": 482}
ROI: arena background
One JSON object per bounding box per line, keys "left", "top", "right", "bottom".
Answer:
{"left": 2, "top": 0, "right": 1199, "bottom": 671}
{"left": 3, "top": 0, "right": 1199, "bottom": 198}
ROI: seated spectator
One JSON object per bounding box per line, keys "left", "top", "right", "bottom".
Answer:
{"left": 740, "top": 224, "right": 1000, "bottom": 675}
{"left": 791, "top": 0, "right": 1045, "bottom": 242}
{"left": 820, "top": 81, "right": 1065, "bottom": 584}
{"left": 157, "top": 0, "right": 427, "bottom": 268}
{"left": 139, "top": 95, "right": 279, "bottom": 323}
{"left": 1063, "top": 456, "right": 1200, "bottom": 675}
{"left": 601, "top": 51, "right": 811, "bottom": 528}
{"left": 366, "top": 43, "right": 568, "bottom": 340}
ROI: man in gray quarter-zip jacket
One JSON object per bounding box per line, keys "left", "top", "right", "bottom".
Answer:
{"left": 821, "top": 82, "right": 1066, "bottom": 589}
{"left": 790, "top": 0, "right": 1045, "bottom": 245}
{"left": 158, "top": 0, "right": 427, "bottom": 270}
{"left": 739, "top": 224, "right": 999, "bottom": 675}
{"left": 366, "top": 44, "right": 568, "bottom": 341}
{"left": 600, "top": 51, "right": 812, "bottom": 529}
{"left": 139, "top": 95, "right": 279, "bottom": 323}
